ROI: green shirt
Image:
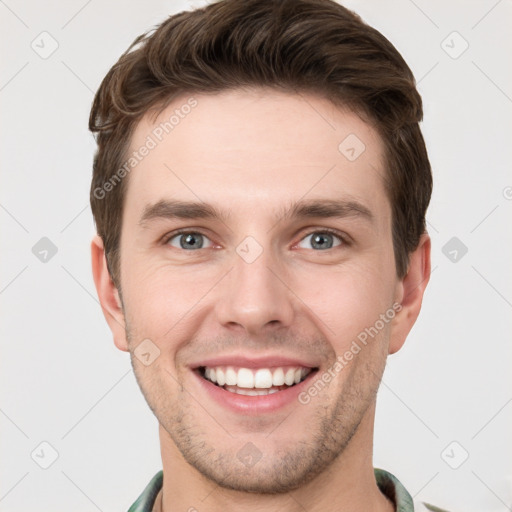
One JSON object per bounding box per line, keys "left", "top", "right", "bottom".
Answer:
{"left": 127, "top": 468, "right": 448, "bottom": 512}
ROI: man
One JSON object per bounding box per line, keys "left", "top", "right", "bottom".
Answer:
{"left": 89, "top": 0, "right": 445, "bottom": 510}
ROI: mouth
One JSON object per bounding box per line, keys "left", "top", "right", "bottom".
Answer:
{"left": 196, "top": 365, "right": 318, "bottom": 396}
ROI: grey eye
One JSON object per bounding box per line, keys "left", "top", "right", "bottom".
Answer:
{"left": 298, "top": 232, "right": 342, "bottom": 250}
{"left": 167, "top": 232, "right": 213, "bottom": 250}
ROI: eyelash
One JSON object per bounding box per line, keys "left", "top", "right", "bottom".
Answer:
{"left": 161, "top": 228, "right": 351, "bottom": 250}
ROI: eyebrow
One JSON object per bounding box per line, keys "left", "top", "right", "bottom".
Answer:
{"left": 138, "top": 197, "right": 374, "bottom": 227}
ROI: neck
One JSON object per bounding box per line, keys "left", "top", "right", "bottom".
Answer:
{"left": 158, "top": 402, "right": 394, "bottom": 512}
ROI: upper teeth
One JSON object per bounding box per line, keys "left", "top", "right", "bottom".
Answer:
{"left": 203, "top": 366, "right": 311, "bottom": 388}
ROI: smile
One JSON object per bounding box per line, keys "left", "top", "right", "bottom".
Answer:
{"left": 199, "top": 365, "right": 316, "bottom": 396}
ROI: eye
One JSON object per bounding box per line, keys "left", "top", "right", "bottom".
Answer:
{"left": 165, "top": 231, "right": 214, "bottom": 250}
{"left": 297, "top": 230, "right": 345, "bottom": 250}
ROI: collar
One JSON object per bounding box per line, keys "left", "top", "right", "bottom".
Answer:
{"left": 127, "top": 467, "right": 415, "bottom": 512}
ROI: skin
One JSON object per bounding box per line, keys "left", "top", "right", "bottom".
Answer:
{"left": 91, "top": 88, "right": 431, "bottom": 512}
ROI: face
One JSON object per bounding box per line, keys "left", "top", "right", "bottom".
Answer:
{"left": 110, "top": 89, "right": 407, "bottom": 493}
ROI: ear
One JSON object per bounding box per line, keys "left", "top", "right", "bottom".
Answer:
{"left": 388, "top": 233, "right": 431, "bottom": 355}
{"left": 91, "top": 235, "right": 129, "bottom": 352}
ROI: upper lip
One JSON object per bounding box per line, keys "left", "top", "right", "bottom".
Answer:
{"left": 190, "top": 354, "right": 319, "bottom": 370}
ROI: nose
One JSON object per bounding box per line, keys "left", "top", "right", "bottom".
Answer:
{"left": 215, "top": 240, "right": 295, "bottom": 336}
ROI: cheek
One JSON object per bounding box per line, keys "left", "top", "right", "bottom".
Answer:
{"left": 121, "top": 257, "right": 219, "bottom": 342}
{"left": 293, "top": 260, "right": 394, "bottom": 351}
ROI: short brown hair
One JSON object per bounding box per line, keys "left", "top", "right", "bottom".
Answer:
{"left": 89, "top": 0, "right": 432, "bottom": 288}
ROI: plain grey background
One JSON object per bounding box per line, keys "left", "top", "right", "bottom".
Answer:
{"left": 1, "top": 0, "right": 511, "bottom": 511}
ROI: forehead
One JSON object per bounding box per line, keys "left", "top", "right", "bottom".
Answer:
{"left": 123, "top": 88, "right": 389, "bottom": 222}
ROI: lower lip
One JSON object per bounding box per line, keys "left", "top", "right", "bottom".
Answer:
{"left": 193, "top": 369, "right": 318, "bottom": 415}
